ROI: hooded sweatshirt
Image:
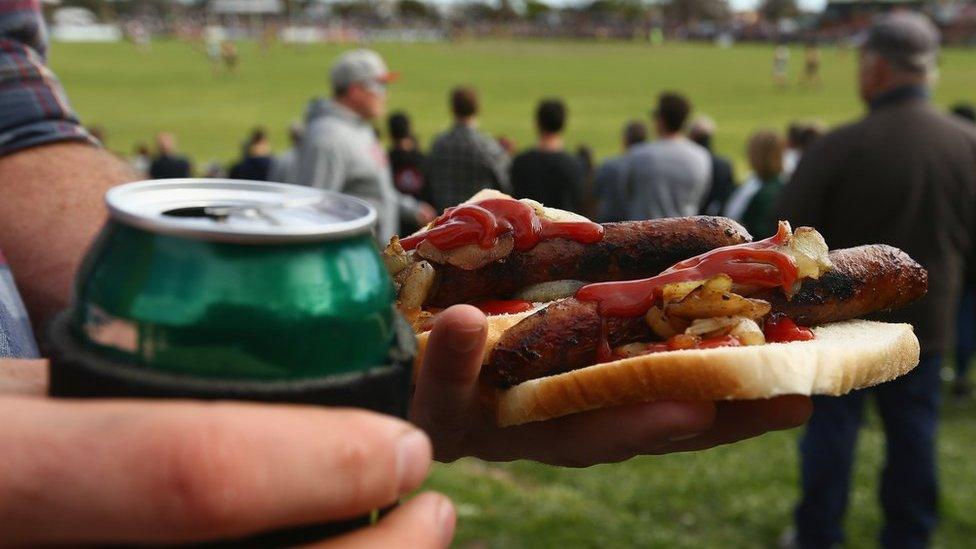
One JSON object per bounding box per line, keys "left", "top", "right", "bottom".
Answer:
{"left": 293, "top": 98, "right": 415, "bottom": 242}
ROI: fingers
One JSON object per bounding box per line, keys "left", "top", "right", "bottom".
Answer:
{"left": 654, "top": 395, "right": 813, "bottom": 454}
{"left": 475, "top": 400, "right": 717, "bottom": 467}
{"left": 410, "top": 305, "right": 488, "bottom": 462}
{"left": 315, "top": 492, "right": 455, "bottom": 549}
{"left": 0, "top": 397, "right": 432, "bottom": 545}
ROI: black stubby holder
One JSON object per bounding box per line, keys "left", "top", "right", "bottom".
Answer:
{"left": 47, "top": 310, "right": 416, "bottom": 548}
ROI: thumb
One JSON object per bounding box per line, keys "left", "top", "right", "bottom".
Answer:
{"left": 410, "top": 305, "right": 487, "bottom": 460}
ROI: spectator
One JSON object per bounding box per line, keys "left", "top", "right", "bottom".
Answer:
{"left": 773, "top": 44, "right": 790, "bottom": 89}
{"left": 130, "top": 142, "right": 151, "bottom": 177}
{"left": 777, "top": 14, "right": 976, "bottom": 548}
{"left": 292, "top": 49, "right": 434, "bottom": 242}
{"left": 425, "top": 86, "right": 510, "bottom": 211}
{"left": 626, "top": 92, "right": 711, "bottom": 220}
{"left": 594, "top": 120, "right": 647, "bottom": 222}
{"left": 800, "top": 41, "right": 822, "bottom": 88}
{"left": 387, "top": 111, "right": 426, "bottom": 200}
{"left": 268, "top": 122, "right": 303, "bottom": 183}
{"left": 149, "top": 132, "right": 192, "bottom": 179}
{"left": 688, "top": 116, "right": 736, "bottom": 216}
{"left": 951, "top": 102, "right": 976, "bottom": 399}
{"left": 784, "top": 121, "right": 826, "bottom": 179}
{"left": 723, "top": 130, "right": 784, "bottom": 238}
{"left": 510, "top": 98, "right": 583, "bottom": 212}
{"left": 228, "top": 127, "right": 273, "bottom": 181}
{"left": 576, "top": 144, "right": 597, "bottom": 219}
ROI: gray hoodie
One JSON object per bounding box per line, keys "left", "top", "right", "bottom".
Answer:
{"left": 292, "top": 98, "right": 416, "bottom": 242}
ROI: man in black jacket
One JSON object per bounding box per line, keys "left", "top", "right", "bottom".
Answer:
{"left": 776, "top": 13, "right": 976, "bottom": 549}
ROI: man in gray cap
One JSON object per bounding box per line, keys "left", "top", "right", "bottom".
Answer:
{"left": 293, "top": 49, "right": 434, "bottom": 242}
{"left": 776, "top": 12, "right": 976, "bottom": 549}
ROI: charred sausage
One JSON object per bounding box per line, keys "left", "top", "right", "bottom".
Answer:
{"left": 425, "top": 216, "right": 751, "bottom": 307}
{"left": 486, "top": 245, "right": 928, "bottom": 388}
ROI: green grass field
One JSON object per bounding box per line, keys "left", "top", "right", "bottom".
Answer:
{"left": 50, "top": 39, "right": 976, "bottom": 547}
{"left": 51, "top": 39, "right": 976, "bottom": 173}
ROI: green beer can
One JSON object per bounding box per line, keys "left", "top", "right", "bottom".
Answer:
{"left": 48, "top": 179, "right": 415, "bottom": 545}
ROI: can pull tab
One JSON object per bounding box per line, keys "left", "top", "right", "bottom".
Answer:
{"left": 203, "top": 196, "right": 326, "bottom": 226}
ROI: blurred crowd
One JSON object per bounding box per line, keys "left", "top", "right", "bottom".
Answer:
{"left": 117, "top": 90, "right": 836, "bottom": 244}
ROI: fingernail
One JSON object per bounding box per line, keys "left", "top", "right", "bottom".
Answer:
{"left": 669, "top": 431, "right": 704, "bottom": 442}
{"left": 435, "top": 494, "right": 456, "bottom": 547}
{"left": 448, "top": 324, "right": 485, "bottom": 354}
{"left": 396, "top": 430, "right": 432, "bottom": 492}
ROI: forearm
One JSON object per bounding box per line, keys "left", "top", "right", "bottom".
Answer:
{"left": 0, "top": 359, "right": 47, "bottom": 396}
{"left": 0, "top": 143, "right": 137, "bottom": 333}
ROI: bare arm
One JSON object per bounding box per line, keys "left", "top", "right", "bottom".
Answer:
{"left": 0, "top": 143, "right": 136, "bottom": 332}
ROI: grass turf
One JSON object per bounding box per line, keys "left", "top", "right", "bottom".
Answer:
{"left": 51, "top": 39, "right": 976, "bottom": 174}
{"left": 50, "top": 39, "right": 976, "bottom": 547}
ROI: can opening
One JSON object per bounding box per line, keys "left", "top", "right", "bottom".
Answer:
{"left": 162, "top": 206, "right": 229, "bottom": 221}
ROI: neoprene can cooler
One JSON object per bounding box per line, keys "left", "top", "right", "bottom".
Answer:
{"left": 47, "top": 179, "right": 415, "bottom": 546}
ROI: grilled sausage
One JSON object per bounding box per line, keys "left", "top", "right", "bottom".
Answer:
{"left": 753, "top": 245, "right": 928, "bottom": 326}
{"left": 485, "top": 245, "right": 928, "bottom": 388}
{"left": 425, "top": 216, "right": 750, "bottom": 307}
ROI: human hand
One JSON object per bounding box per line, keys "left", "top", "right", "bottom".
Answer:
{"left": 0, "top": 392, "right": 455, "bottom": 547}
{"left": 415, "top": 202, "right": 437, "bottom": 225}
{"left": 410, "top": 305, "right": 812, "bottom": 467}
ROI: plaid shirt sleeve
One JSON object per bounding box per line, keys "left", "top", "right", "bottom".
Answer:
{"left": 0, "top": 0, "right": 96, "bottom": 157}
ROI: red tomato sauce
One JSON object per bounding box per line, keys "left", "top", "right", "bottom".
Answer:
{"left": 398, "top": 198, "right": 604, "bottom": 252}
{"left": 763, "top": 314, "right": 815, "bottom": 342}
{"left": 575, "top": 223, "right": 797, "bottom": 317}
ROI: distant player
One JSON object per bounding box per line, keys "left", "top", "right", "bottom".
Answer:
{"left": 801, "top": 42, "right": 822, "bottom": 88}
{"left": 221, "top": 40, "right": 239, "bottom": 73}
{"left": 773, "top": 45, "right": 790, "bottom": 88}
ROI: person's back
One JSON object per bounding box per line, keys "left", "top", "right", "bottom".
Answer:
{"left": 149, "top": 154, "right": 191, "bottom": 179}
{"left": 510, "top": 99, "right": 582, "bottom": 212}
{"left": 149, "top": 132, "right": 191, "bottom": 179}
{"left": 627, "top": 92, "right": 711, "bottom": 220}
{"left": 229, "top": 127, "right": 273, "bottom": 181}
{"left": 297, "top": 97, "right": 399, "bottom": 240}
{"left": 269, "top": 122, "right": 303, "bottom": 184}
{"left": 594, "top": 120, "right": 648, "bottom": 222}
{"left": 594, "top": 155, "right": 628, "bottom": 222}
{"left": 228, "top": 155, "right": 272, "bottom": 181}
{"left": 779, "top": 15, "right": 976, "bottom": 548}
{"left": 738, "top": 129, "right": 786, "bottom": 239}
{"left": 781, "top": 99, "right": 976, "bottom": 350}
{"left": 511, "top": 150, "right": 582, "bottom": 212}
{"left": 387, "top": 112, "right": 426, "bottom": 199}
{"left": 425, "top": 87, "right": 510, "bottom": 211}
{"left": 627, "top": 137, "right": 710, "bottom": 219}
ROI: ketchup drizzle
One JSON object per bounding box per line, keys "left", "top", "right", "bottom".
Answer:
{"left": 763, "top": 314, "right": 815, "bottom": 343}
{"left": 576, "top": 223, "right": 799, "bottom": 318}
{"left": 399, "top": 199, "right": 604, "bottom": 252}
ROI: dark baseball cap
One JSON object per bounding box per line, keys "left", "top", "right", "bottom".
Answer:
{"left": 860, "top": 12, "right": 940, "bottom": 73}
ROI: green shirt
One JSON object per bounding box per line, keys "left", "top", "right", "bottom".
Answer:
{"left": 741, "top": 175, "right": 785, "bottom": 239}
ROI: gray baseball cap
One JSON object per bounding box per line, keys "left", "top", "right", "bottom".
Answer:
{"left": 329, "top": 49, "right": 398, "bottom": 92}
{"left": 861, "top": 12, "right": 940, "bottom": 73}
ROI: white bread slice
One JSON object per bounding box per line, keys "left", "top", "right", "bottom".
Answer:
{"left": 416, "top": 318, "right": 919, "bottom": 426}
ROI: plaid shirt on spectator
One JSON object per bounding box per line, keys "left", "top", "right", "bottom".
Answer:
{"left": 0, "top": 0, "right": 96, "bottom": 358}
{"left": 423, "top": 123, "right": 511, "bottom": 211}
